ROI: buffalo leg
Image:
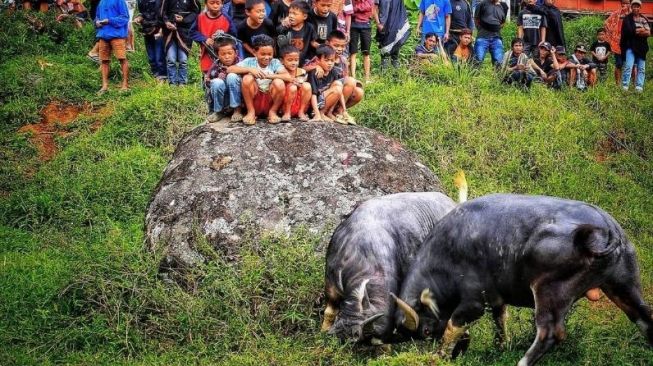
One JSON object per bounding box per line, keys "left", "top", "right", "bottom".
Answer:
{"left": 321, "top": 303, "right": 339, "bottom": 331}
{"left": 517, "top": 286, "right": 573, "bottom": 366}
{"left": 439, "top": 303, "right": 484, "bottom": 358}
{"left": 492, "top": 304, "right": 508, "bottom": 347}
{"left": 601, "top": 273, "right": 653, "bottom": 346}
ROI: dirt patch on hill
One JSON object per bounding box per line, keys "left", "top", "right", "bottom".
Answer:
{"left": 594, "top": 129, "right": 626, "bottom": 163}
{"left": 18, "top": 101, "right": 109, "bottom": 161}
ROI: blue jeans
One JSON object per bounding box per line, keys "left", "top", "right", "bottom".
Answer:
{"left": 622, "top": 48, "right": 646, "bottom": 90}
{"left": 144, "top": 34, "right": 166, "bottom": 78}
{"left": 209, "top": 73, "right": 242, "bottom": 112}
{"left": 166, "top": 41, "right": 189, "bottom": 85}
{"left": 474, "top": 36, "right": 504, "bottom": 66}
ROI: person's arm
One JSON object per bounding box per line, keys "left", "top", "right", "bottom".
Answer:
{"left": 444, "top": 14, "right": 451, "bottom": 42}
{"left": 530, "top": 59, "right": 546, "bottom": 77}
{"left": 539, "top": 26, "right": 546, "bottom": 45}
{"left": 227, "top": 64, "right": 268, "bottom": 78}
{"left": 189, "top": 18, "right": 208, "bottom": 43}
{"left": 467, "top": 2, "right": 474, "bottom": 30}
{"left": 517, "top": 25, "right": 524, "bottom": 39}
{"left": 416, "top": 0, "right": 424, "bottom": 35}
{"left": 107, "top": 0, "right": 130, "bottom": 27}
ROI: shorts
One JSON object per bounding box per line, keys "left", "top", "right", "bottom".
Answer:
{"left": 253, "top": 90, "right": 273, "bottom": 116}
{"left": 285, "top": 84, "right": 303, "bottom": 116}
{"left": 614, "top": 53, "right": 624, "bottom": 69}
{"left": 99, "top": 38, "right": 127, "bottom": 61}
{"left": 349, "top": 27, "right": 372, "bottom": 55}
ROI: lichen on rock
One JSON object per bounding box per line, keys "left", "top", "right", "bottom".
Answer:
{"left": 145, "top": 120, "right": 443, "bottom": 271}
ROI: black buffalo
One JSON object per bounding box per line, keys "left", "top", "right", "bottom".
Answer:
{"left": 394, "top": 194, "right": 653, "bottom": 365}
{"left": 322, "top": 186, "right": 467, "bottom": 344}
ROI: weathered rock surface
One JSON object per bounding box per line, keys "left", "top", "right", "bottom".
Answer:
{"left": 145, "top": 120, "right": 443, "bottom": 269}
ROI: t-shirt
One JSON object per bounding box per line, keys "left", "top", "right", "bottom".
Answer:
{"left": 415, "top": 44, "right": 437, "bottom": 55}
{"left": 308, "top": 67, "right": 343, "bottom": 96}
{"left": 453, "top": 44, "right": 471, "bottom": 61}
{"left": 450, "top": 0, "right": 473, "bottom": 31}
{"left": 277, "top": 22, "right": 316, "bottom": 65}
{"left": 236, "top": 18, "right": 277, "bottom": 57}
{"left": 231, "top": 2, "right": 246, "bottom": 23}
{"left": 517, "top": 8, "right": 547, "bottom": 48}
{"left": 474, "top": 0, "right": 506, "bottom": 38}
{"left": 270, "top": 0, "right": 290, "bottom": 28}
{"left": 236, "top": 57, "right": 284, "bottom": 92}
{"left": 419, "top": 0, "right": 452, "bottom": 38}
{"left": 308, "top": 9, "right": 338, "bottom": 45}
{"left": 533, "top": 56, "right": 554, "bottom": 73}
{"left": 590, "top": 41, "right": 611, "bottom": 63}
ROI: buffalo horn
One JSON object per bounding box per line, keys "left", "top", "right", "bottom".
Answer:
{"left": 360, "top": 313, "right": 384, "bottom": 331}
{"left": 420, "top": 288, "right": 440, "bottom": 317}
{"left": 392, "top": 293, "right": 419, "bottom": 331}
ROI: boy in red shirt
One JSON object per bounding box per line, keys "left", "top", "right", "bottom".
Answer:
{"left": 190, "top": 0, "right": 237, "bottom": 74}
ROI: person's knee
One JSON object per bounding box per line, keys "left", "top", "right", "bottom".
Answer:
{"left": 301, "top": 82, "right": 311, "bottom": 93}
{"left": 210, "top": 78, "right": 226, "bottom": 90}
{"left": 226, "top": 73, "right": 240, "bottom": 85}
{"left": 271, "top": 79, "right": 285, "bottom": 92}
{"left": 242, "top": 74, "right": 255, "bottom": 85}
{"left": 288, "top": 84, "right": 298, "bottom": 93}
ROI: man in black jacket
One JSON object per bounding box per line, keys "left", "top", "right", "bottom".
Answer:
{"left": 134, "top": 0, "right": 167, "bottom": 80}
{"left": 161, "top": 0, "right": 200, "bottom": 84}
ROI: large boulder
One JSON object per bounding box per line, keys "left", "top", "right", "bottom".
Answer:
{"left": 145, "top": 120, "right": 444, "bottom": 269}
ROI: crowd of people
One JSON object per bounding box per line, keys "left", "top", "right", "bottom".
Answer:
{"left": 6, "top": 0, "right": 650, "bottom": 123}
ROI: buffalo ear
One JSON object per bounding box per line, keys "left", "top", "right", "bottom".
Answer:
{"left": 392, "top": 293, "right": 419, "bottom": 331}
{"left": 420, "top": 288, "right": 439, "bottom": 317}
{"left": 356, "top": 279, "right": 371, "bottom": 311}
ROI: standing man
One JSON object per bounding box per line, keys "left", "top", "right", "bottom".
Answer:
{"left": 538, "top": 0, "right": 564, "bottom": 48}
{"left": 417, "top": 0, "right": 452, "bottom": 42}
{"left": 449, "top": 0, "right": 473, "bottom": 44}
{"left": 95, "top": 0, "right": 130, "bottom": 93}
{"left": 517, "top": 0, "right": 547, "bottom": 56}
{"left": 374, "top": 0, "right": 410, "bottom": 68}
{"left": 474, "top": 0, "right": 507, "bottom": 66}
{"left": 605, "top": 0, "right": 631, "bottom": 85}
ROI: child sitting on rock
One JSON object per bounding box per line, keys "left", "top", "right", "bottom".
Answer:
{"left": 279, "top": 45, "right": 312, "bottom": 122}
{"left": 308, "top": 44, "right": 346, "bottom": 123}
{"left": 228, "top": 34, "right": 289, "bottom": 125}
{"left": 205, "top": 37, "right": 243, "bottom": 123}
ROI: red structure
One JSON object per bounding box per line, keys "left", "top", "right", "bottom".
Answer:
{"left": 555, "top": 0, "right": 653, "bottom": 19}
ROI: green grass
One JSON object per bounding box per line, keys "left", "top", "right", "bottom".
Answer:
{"left": 1, "top": 11, "right": 653, "bottom": 366}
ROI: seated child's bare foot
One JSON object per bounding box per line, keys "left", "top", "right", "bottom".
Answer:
{"left": 268, "top": 113, "right": 281, "bottom": 124}
{"left": 97, "top": 87, "right": 108, "bottom": 95}
{"left": 231, "top": 110, "right": 243, "bottom": 123}
{"left": 324, "top": 113, "right": 336, "bottom": 122}
{"left": 280, "top": 113, "right": 291, "bottom": 122}
{"left": 243, "top": 114, "right": 257, "bottom": 125}
{"left": 334, "top": 114, "right": 348, "bottom": 124}
{"left": 298, "top": 113, "right": 309, "bottom": 121}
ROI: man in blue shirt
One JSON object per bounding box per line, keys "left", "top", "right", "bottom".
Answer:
{"left": 417, "top": 0, "right": 452, "bottom": 42}
{"left": 95, "top": 0, "right": 130, "bottom": 93}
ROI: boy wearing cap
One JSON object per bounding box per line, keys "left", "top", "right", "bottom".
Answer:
{"left": 554, "top": 45, "right": 573, "bottom": 85}
{"left": 620, "top": 0, "right": 650, "bottom": 92}
{"left": 531, "top": 41, "right": 561, "bottom": 88}
{"left": 569, "top": 44, "right": 597, "bottom": 89}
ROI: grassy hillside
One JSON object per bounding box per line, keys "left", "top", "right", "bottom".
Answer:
{"left": 1, "top": 11, "right": 652, "bottom": 366}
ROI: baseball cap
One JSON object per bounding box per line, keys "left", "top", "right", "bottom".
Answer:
{"left": 539, "top": 42, "right": 552, "bottom": 50}
{"left": 575, "top": 44, "right": 587, "bottom": 53}
{"left": 631, "top": 0, "right": 642, "bottom": 6}
{"left": 555, "top": 46, "right": 566, "bottom": 54}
